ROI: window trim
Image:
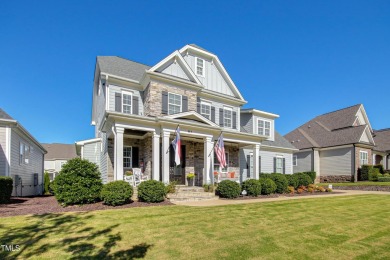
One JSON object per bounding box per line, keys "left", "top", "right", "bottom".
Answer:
{"left": 195, "top": 57, "right": 205, "bottom": 77}
{"left": 293, "top": 155, "right": 298, "bottom": 166}
{"left": 258, "top": 119, "right": 271, "bottom": 137}
{"left": 19, "top": 142, "right": 30, "bottom": 165}
{"left": 168, "top": 92, "right": 182, "bottom": 115}
{"left": 275, "top": 157, "right": 284, "bottom": 173}
{"left": 200, "top": 101, "right": 211, "bottom": 119}
{"left": 223, "top": 107, "right": 233, "bottom": 128}
{"left": 122, "top": 91, "right": 133, "bottom": 114}
{"left": 123, "top": 146, "right": 132, "bottom": 169}
{"left": 360, "top": 151, "right": 368, "bottom": 166}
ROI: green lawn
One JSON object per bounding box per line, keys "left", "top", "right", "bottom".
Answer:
{"left": 319, "top": 181, "right": 390, "bottom": 186}
{"left": 1, "top": 195, "right": 390, "bottom": 259}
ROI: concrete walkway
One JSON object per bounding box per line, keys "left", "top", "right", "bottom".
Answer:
{"left": 172, "top": 190, "right": 390, "bottom": 207}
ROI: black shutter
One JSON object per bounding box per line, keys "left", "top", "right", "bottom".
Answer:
{"left": 181, "top": 145, "right": 186, "bottom": 168}
{"left": 233, "top": 111, "right": 237, "bottom": 129}
{"left": 273, "top": 157, "right": 277, "bottom": 173}
{"left": 211, "top": 106, "right": 215, "bottom": 123}
{"left": 132, "top": 147, "right": 139, "bottom": 168}
{"left": 246, "top": 155, "right": 251, "bottom": 178}
{"left": 162, "top": 91, "right": 168, "bottom": 114}
{"left": 115, "top": 93, "right": 122, "bottom": 112}
{"left": 197, "top": 97, "right": 201, "bottom": 113}
{"left": 182, "top": 96, "right": 188, "bottom": 112}
{"left": 219, "top": 108, "right": 224, "bottom": 127}
{"left": 259, "top": 156, "right": 261, "bottom": 174}
{"left": 133, "top": 96, "right": 139, "bottom": 115}
{"left": 169, "top": 144, "right": 175, "bottom": 167}
{"left": 283, "top": 158, "right": 286, "bottom": 174}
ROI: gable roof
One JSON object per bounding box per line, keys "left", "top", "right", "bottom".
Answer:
{"left": 97, "top": 56, "right": 150, "bottom": 82}
{"left": 162, "top": 111, "right": 219, "bottom": 127}
{"left": 0, "top": 108, "right": 14, "bottom": 120}
{"left": 373, "top": 128, "right": 390, "bottom": 152}
{"left": 262, "top": 131, "right": 297, "bottom": 150}
{"left": 284, "top": 104, "right": 374, "bottom": 149}
{"left": 189, "top": 44, "right": 214, "bottom": 54}
{"left": 42, "top": 143, "right": 78, "bottom": 160}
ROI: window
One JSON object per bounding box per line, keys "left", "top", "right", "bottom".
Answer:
{"left": 360, "top": 151, "right": 368, "bottom": 166}
{"left": 224, "top": 108, "right": 232, "bottom": 128}
{"left": 293, "top": 155, "right": 298, "bottom": 166}
{"left": 276, "top": 157, "right": 283, "bottom": 173}
{"left": 122, "top": 92, "right": 132, "bottom": 114}
{"left": 19, "top": 142, "right": 30, "bottom": 165}
{"left": 195, "top": 57, "right": 205, "bottom": 77}
{"left": 200, "top": 102, "right": 211, "bottom": 119}
{"left": 258, "top": 119, "right": 271, "bottom": 137}
{"left": 214, "top": 152, "right": 228, "bottom": 172}
{"left": 168, "top": 93, "right": 182, "bottom": 115}
{"left": 123, "top": 146, "right": 132, "bottom": 168}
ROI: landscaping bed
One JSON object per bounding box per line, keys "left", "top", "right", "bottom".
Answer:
{"left": 332, "top": 186, "right": 390, "bottom": 192}
{"left": 0, "top": 196, "right": 173, "bottom": 217}
{"left": 221, "top": 190, "right": 344, "bottom": 200}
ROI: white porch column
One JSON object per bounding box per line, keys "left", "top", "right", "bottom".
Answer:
{"left": 313, "top": 149, "right": 321, "bottom": 183}
{"left": 152, "top": 132, "right": 160, "bottom": 181}
{"left": 162, "top": 131, "right": 170, "bottom": 184}
{"left": 204, "top": 136, "right": 213, "bottom": 185}
{"left": 114, "top": 126, "right": 124, "bottom": 181}
{"left": 253, "top": 144, "right": 260, "bottom": 180}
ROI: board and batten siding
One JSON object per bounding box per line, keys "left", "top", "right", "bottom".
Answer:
{"left": 260, "top": 150, "right": 293, "bottom": 174}
{"left": 10, "top": 129, "right": 44, "bottom": 196}
{"left": 108, "top": 84, "right": 144, "bottom": 116}
{"left": 0, "top": 126, "right": 7, "bottom": 176}
{"left": 159, "top": 62, "right": 190, "bottom": 80}
{"left": 293, "top": 151, "right": 313, "bottom": 173}
{"left": 183, "top": 53, "right": 235, "bottom": 97}
{"left": 320, "top": 147, "right": 354, "bottom": 176}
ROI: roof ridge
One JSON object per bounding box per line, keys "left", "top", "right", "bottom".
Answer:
{"left": 317, "top": 104, "right": 361, "bottom": 117}
{"left": 374, "top": 128, "right": 390, "bottom": 132}
{"left": 297, "top": 128, "right": 320, "bottom": 147}
{"left": 98, "top": 56, "right": 151, "bottom": 68}
{"left": 314, "top": 121, "right": 331, "bottom": 131}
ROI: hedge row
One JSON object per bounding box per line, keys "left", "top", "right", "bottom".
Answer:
{"left": 0, "top": 176, "right": 13, "bottom": 204}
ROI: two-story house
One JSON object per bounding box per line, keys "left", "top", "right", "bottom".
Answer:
{"left": 77, "top": 44, "right": 296, "bottom": 185}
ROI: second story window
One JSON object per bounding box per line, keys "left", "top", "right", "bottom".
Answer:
{"left": 200, "top": 102, "right": 211, "bottom": 119}
{"left": 196, "top": 57, "right": 205, "bottom": 77}
{"left": 224, "top": 108, "right": 232, "bottom": 128}
{"left": 19, "top": 142, "right": 30, "bottom": 165}
{"left": 168, "top": 93, "right": 182, "bottom": 115}
{"left": 258, "top": 119, "right": 271, "bottom": 137}
{"left": 122, "top": 92, "right": 132, "bottom": 114}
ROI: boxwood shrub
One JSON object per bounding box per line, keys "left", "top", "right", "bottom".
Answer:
{"left": 374, "top": 164, "right": 384, "bottom": 174}
{"left": 303, "top": 171, "right": 316, "bottom": 183}
{"left": 52, "top": 158, "right": 103, "bottom": 206}
{"left": 369, "top": 168, "right": 381, "bottom": 181}
{"left": 294, "top": 172, "right": 312, "bottom": 187}
{"left": 285, "top": 174, "right": 299, "bottom": 189}
{"left": 259, "top": 178, "right": 277, "bottom": 195}
{"left": 269, "top": 173, "right": 288, "bottom": 194}
{"left": 0, "top": 176, "right": 13, "bottom": 204}
{"left": 378, "top": 177, "right": 390, "bottom": 182}
{"left": 359, "top": 165, "right": 373, "bottom": 181}
{"left": 216, "top": 180, "right": 241, "bottom": 198}
{"left": 101, "top": 181, "right": 133, "bottom": 206}
{"left": 241, "top": 179, "right": 262, "bottom": 197}
{"left": 138, "top": 180, "right": 166, "bottom": 203}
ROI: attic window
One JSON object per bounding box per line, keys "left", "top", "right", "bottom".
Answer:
{"left": 195, "top": 57, "right": 205, "bottom": 77}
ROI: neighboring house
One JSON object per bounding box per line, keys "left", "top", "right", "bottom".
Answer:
{"left": 372, "top": 128, "right": 390, "bottom": 170}
{"left": 0, "top": 108, "right": 46, "bottom": 196}
{"left": 77, "top": 44, "right": 296, "bottom": 185}
{"left": 42, "top": 143, "right": 78, "bottom": 180}
{"left": 284, "top": 104, "right": 377, "bottom": 182}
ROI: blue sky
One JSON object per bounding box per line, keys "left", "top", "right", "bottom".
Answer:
{"left": 1, "top": 0, "right": 389, "bottom": 144}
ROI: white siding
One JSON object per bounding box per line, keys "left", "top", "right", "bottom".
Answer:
{"left": 360, "top": 130, "right": 370, "bottom": 143}
{"left": 83, "top": 141, "right": 101, "bottom": 167}
{"left": 10, "top": 129, "right": 44, "bottom": 196}
{"left": 239, "top": 148, "right": 252, "bottom": 181}
{"left": 240, "top": 114, "right": 253, "bottom": 134}
{"left": 159, "top": 61, "right": 190, "bottom": 80}
{"left": 320, "top": 147, "right": 354, "bottom": 176}
{"left": 44, "top": 160, "right": 55, "bottom": 171}
{"left": 199, "top": 97, "right": 240, "bottom": 131}
{"left": 0, "top": 126, "right": 7, "bottom": 176}
{"left": 108, "top": 84, "right": 144, "bottom": 115}
{"left": 293, "top": 151, "right": 313, "bottom": 173}
{"left": 100, "top": 132, "right": 108, "bottom": 183}
{"left": 260, "top": 150, "right": 293, "bottom": 174}
{"left": 95, "top": 78, "right": 107, "bottom": 136}
{"left": 253, "top": 115, "right": 275, "bottom": 141}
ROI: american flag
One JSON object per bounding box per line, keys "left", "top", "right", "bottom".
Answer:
{"left": 214, "top": 134, "right": 226, "bottom": 169}
{"left": 171, "top": 127, "right": 181, "bottom": 166}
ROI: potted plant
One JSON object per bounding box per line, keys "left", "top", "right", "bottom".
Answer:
{"left": 187, "top": 173, "right": 195, "bottom": 186}
{"left": 125, "top": 170, "right": 133, "bottom": 176}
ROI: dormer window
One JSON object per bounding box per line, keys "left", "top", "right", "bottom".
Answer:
{"left": 195, "top": 57, "right": 205, "bottom": 77}
{"left": 258, "top": 119, "right": 271, "bottom": 137}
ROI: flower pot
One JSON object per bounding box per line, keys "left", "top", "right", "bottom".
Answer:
{"left": 187, "top": 178, "right": 194, "bottom": 187}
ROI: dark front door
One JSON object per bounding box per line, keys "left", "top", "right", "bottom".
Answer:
{"left": 169, "top": 144, "right": 186, "bottom": 184}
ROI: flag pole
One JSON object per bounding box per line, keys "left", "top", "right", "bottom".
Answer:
{"left": 166, "top": 124, "right": 180, "bottom": 154}
{"left": 208, "top": 131, "right": 223, "bottom": 157}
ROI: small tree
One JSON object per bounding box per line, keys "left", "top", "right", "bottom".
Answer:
{"left": 44, "top": 171, "right": 51, "bottom": 195}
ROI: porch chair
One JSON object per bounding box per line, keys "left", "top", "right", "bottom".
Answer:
{"left": 133, "top": 168, "right": 149, "bottom": 187}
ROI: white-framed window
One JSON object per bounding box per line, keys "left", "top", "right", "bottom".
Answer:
{"left": 214, "top": 152, "right": 228, "bottom": 172}
{"left": 200, "top": 102, "right": 211, "bottom": 119}
{"left": 360, "top": 151, "right": 368, "bottom": 166}
{"left": 19, "top": 142, "right": 30, "bottom": 165}
{"left": 276, "top": 157, "right": 283, "bottom": 173}
{"left": 123, "top": 146, "right": 132, "bottom": 168}
{"left": 168, "top": 92, "right": 182, "bottom": 115}
{"left": 122, "top": 91, "right": 132, "bottom": 114}
{"left": 293, "top": 155, "right": 298, "bottom": 166}
{"left": 224, "top": 107, "right": 232, "bottom": 128}
{"left": 258, "top": 119, "right": 271, "bottom": 137}
{"left": 195, "top": 57, "right": 205, "bottom": 77}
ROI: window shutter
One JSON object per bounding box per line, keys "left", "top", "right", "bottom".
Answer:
{"left": 197, "top": 97, "right": 201, "bottom": 113}
{"left": 132, "top": 147, "right": 139, "bottom": 168}
{"left": 162, "top": 91, "right": 168, "bottom": 114}
{"left": 246, "top": 155, "right": 251, "bottom": 178}
{"left": 211, "top": 106, "right": 215, "bottom": 123}
{"left": 219, "top": 108, "right": 224, "bottom": 127}
{"left": 283, "top": 158, "right": 286, "bottom": 174}
{"left": 182, "top": 96, "right": 188, "bottom": 112}
{"left": 115, "top": 93, "right": 122, "bottom": 112}
{"left": 233, "top": 111, "right": 237, "bottom": 129}
{"left": 132, "top": 96, "right": 139, "bottom": 115}
{"left": 273, "top": 157, "right": 277, "bottom": 173}
{"left": 259, "top": 156, "right": 261, "bottom": 174}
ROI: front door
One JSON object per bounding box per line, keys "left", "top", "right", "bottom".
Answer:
{"left": 169, "top": 144, "right": 186, "bottom": 184}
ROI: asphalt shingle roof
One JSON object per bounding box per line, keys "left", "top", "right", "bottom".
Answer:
{"left": 373, "top": 129, "right": 390, "bottom": 152}
{"left": 42, "top": 143, "right": 78, "bottom": 160}
{"left": 0, "top": 108, "right": 14, "bottom": 120}
{"left": 262, "top": 131, "right": 297, "bottom": 149}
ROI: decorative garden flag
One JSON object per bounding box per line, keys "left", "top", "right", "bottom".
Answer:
{"left": 171, "top": 126, "right": 181, "bottom": 166}
{"left": 215, "top": 133, "right": 226, "bottom": 169}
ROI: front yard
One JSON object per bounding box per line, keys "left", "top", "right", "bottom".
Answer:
{"left": 1, "top": 195, "right": 390, "bottom": 259}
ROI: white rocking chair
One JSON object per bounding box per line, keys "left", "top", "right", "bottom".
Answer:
{"left": 133, "top": 168, "right": 149, "bottom": 187}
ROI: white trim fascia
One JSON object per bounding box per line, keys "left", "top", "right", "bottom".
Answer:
{"left": 358, "top": 125, "right": 375, "bottom": 145}
{"left": 261, "top": 144, "right": 298, "bottom": 152}
{"left": 105, "top": 83, "right": 110, "bottom": 111}
{"left": 163, "top": 111, "right": 219, "bottom": 127}
{"left": 5, "top": 126, "right": 11, "bottom": 176}
{"left": 80, "top": 146, "right": 84, "bottom": 159}
{"left": 6, "top": 122, "right": 47, "bottom": 153}
{"left": 318, "top": 144, "right": 354, "bottom": 151}
{"left": 240, "top": 109, "right": 279, "bottom": 119}
{"left": 101, "top": 72, "right": 140, "bottom": 84}
{"left": 198, "top": 89, "right": 247, "bottom": 106}
{"left": 143, "top": 71, "right": 204, "bottom": 91}
{"left": 75, "top": 138, "right": 102, "bottom": 146}
{"left": 148, "top": 50, "right": 202, "bottom": 85}
{"left": 353, "top": 117, "right": 360, "bottom": 126}
{"left": 356, "top": 104, "right": 373, "bottom": 132}
{"left": 296, "top": 148, "right": 314, "bottom": 152}
{"left": 114, "top": 123, "right": 157, "bottom": 133}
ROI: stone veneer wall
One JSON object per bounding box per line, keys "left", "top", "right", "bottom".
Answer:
{"left": 320, "top": 175, "right": 353, "bottom": 183}
{"left": 144, "top": 80, "right": 197, "bottom": 117}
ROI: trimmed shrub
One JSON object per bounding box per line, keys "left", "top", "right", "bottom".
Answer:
{"left": 166, "top": 181, "right": 177, "bottom": 194}
{"left": 374, "top": 164, "right": 384, "bottom": 174}
{"left": 44, "top": 171, "right": 51, "bottom": 195}
{"left": 216, "top": 180, "right": 241, "bottom": 199}
{"left": 294, "top": 172, "right": 312, "bottom": 187}
{"left": 383, "top": 173, "right": 390, "bottom": 177}
{"left": 268, "top": 173, "right": 288, "bottom": 194}
{"left": 378, "top": 177, "right": 390, "bottom": 182}
{"left": 138, "top": 180, "right": 166, "bottom": 203}
{"left": 101, "top": 181, "right": 133, "bottom": 206}
{"left": 259, "top": 178, "right": 277, "bottom": 195}
{"left": 287, "top": 186, "right": 295, "bottom": 194}
{"left": 241, "top": 179, "right": 262, "bottom": 197}
{"left": 52, "top": 158, "right": 103, "bottom": 206}
{"left": 0, "top": 177, "right": 13, "bottom": 204}
{"left": 359, "top": 165, "right": 373, "bottom": 181}
{"left": 303, "top": 171, "right": 316, "bottom": 183}
{"left": 285, "top": 174, "right": 299, "bottom": 189}
{"left": 369, "top": 168, "right": 381, "bottom": 181}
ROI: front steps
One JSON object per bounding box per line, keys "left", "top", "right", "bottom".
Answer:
{"left": 167, "top": 186, "right": 219, "bottom": 202}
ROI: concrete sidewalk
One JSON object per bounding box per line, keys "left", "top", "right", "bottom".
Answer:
{"left": 172, "top": 190, "right": 390, "bottom": 207}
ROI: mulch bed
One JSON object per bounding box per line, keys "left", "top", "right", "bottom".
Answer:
{"left": 333, "top": 186, "right": 390, "bottom": 192}
{"left": 222, "top": 191, "right": 344, "bottom": 200}
{"left": 0, "top": 196, "right": 173, "bottom": 217}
